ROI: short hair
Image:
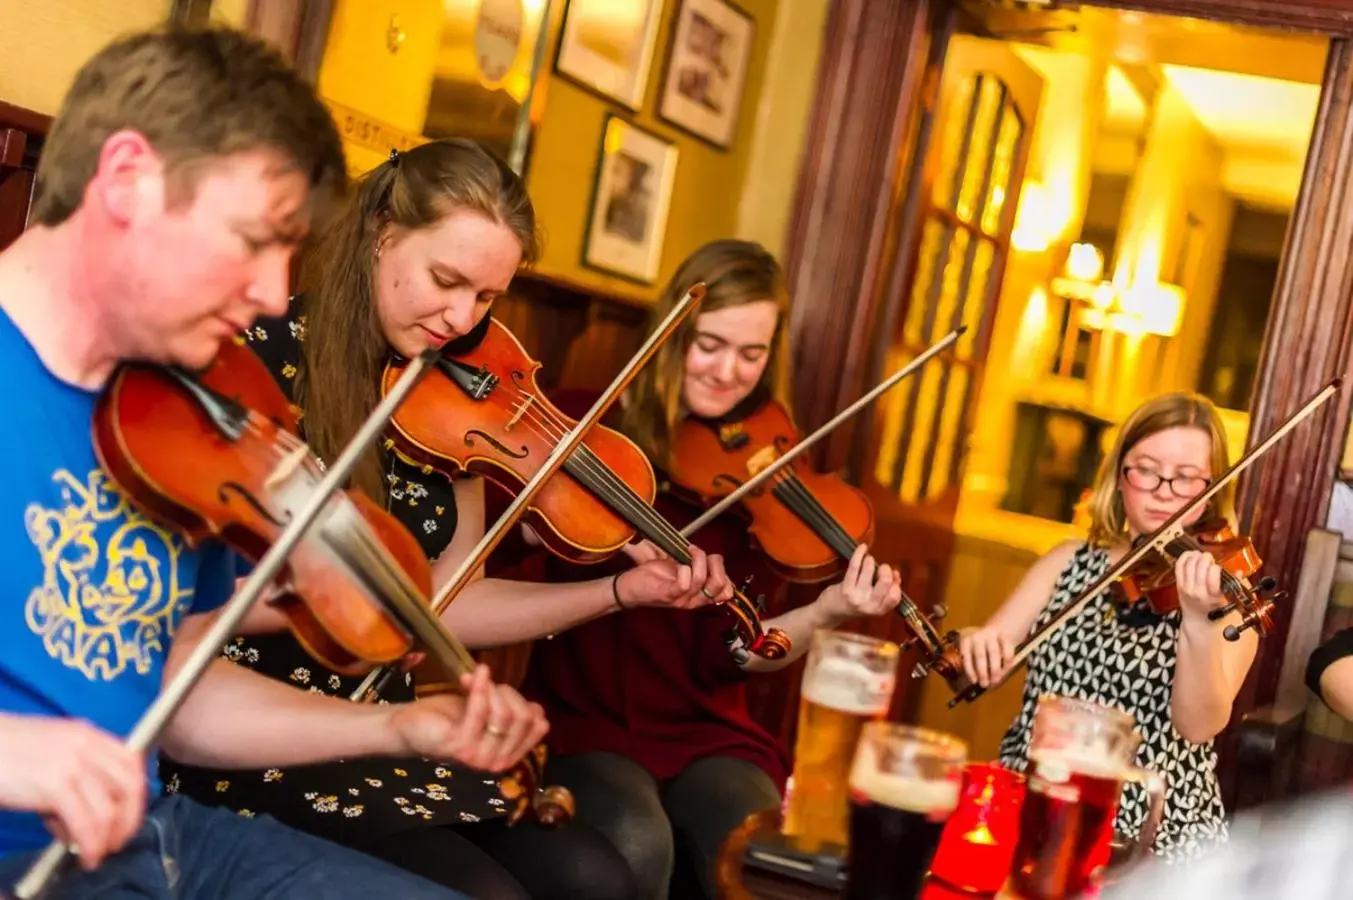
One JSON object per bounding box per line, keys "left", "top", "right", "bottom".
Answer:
{"left": 32, "top": 26, "right": 347, "bottom": 225}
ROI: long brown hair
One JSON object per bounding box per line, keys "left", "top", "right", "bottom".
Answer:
{"left": 296, "top": 139, "right": 537, "bottom": 499}
{"left": 621, "top": 239, "right": 791, "bottom": 468}
{"left": 1086, "top": 392, "right": 1233, "bottom": 546}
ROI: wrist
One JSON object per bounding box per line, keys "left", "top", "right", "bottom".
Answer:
{"left": 1179, "top": 604, "right": 1221, "bottom": 637}
{"left": 610, "top": 572, "right": 630, "bottom": 611}
{"left": 381, "top": 702, "right": 422, "bottom": 758}
{"left": 810, "top": 596, "right": 850, "bottom": 630}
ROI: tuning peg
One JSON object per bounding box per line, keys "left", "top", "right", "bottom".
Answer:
{"left": 1258, "top": 576, "right": 1278, "bottom": 593}
{"left": 931, "top": 603, "right": 948, "bottom": 621}
{"left": 754, "top": 594, "right": 768, "bottom": 615}
{"left": 723, "top": 629, "right": 750, "bottom": 665}
{"left": 738, "top": 575, "right": 755, "bottom": 593}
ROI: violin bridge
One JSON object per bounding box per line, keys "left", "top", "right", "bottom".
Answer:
{"left": 506, "top": 395, "right": 535, "bottom": 431}
{"left": 746, "top": 446, "right": 778, "bottom": 476}
{"left": 266, "top": 445, "right": 311, "bottom": 489}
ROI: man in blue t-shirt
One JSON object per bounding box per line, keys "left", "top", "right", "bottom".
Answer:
{"left": 0, "top": 27, "right": 546, "bottom": 900}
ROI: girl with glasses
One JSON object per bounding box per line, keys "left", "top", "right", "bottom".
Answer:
{"left": 958, "top": 392, "right": 1257, "bottom": 861}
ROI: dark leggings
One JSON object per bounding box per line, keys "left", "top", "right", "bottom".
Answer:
{"left": 360, "top": 817, "right": 637, "bottom": 900}
{"left": 548, "top": 752, "right": 781, "bottom": 900}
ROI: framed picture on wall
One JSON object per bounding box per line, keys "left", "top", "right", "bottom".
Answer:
{"left": 583, "top": 116, "right": 678, "bottom": 284}
{"left": 555, "top": 0, "right": 664, "bottom": 109}
{"left": 658, "top": 0, "right": 755, "bottom": 149}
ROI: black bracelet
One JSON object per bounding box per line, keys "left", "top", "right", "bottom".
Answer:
{"left": 611, "top": 573, "right": 627, "bottom": 611}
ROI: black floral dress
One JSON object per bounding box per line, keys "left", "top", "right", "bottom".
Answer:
{"left": 159, "top": 297, "right": 507, "bottom": 846}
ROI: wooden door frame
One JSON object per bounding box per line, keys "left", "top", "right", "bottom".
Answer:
{"left": 785, "top": 0, "right": 1353, "bottom": 792}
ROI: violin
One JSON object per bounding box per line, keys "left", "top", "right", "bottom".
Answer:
{"left": 1113, "top": 517, "right": 1279, "bottom": 640}
{"left": 91, "top": 337, "right": 571, "bottom": 827}
{"left": 380, "top": 317, "right": 791, "bottom": 663}
{"left": 667, "top": 397, "right": 874, "bottom": 583}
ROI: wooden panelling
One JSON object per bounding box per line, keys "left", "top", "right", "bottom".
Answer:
{"left": 494, "top": 273, "right": 649, "bottom": 391}
{"left": 0, "top": 102, "right": 49, "bottom": 253}
{"left": 782, "top": 0, "right": 945, "bottom": 473}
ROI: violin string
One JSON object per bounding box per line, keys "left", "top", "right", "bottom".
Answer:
{"left": 1162, "top": 534, "right": 1248, "bottom": 602}
{"left": 339, "top": 521, "right": 477, "bottom": 674}
{"left": 442, "top": 383, "right": 699, "bottom": 560}
{"left": 482, "top": 379, "right": 857, "bottom": 567}
{"left": 771, "top": 476, "right": 861, "bottom": 559}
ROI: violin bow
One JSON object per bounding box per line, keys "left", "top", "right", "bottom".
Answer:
{"left": 350, "top": 284, "right": 707, "bottom": 703}
{"left": 946, "top": 375, "right": 1343, "bottom": 708}
{"left": 676, "top": 327, "right": 963, "bottom": 662}
{"left": 12, "top": 349, "right": 441, "bottom": 900}
{"left": 678, "top": 326, "right": 966, "bottom": 538}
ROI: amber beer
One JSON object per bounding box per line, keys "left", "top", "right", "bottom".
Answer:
{"left": 1005, "top": 697, "right": 1166, "bottom": 900}
{"left": 846, "top": 724, "right": 966, "bottom": 900}
{"left": 781, "top": 631, "right": 900, "bottom": 849}
{"left": 1008, "top": 751, "right": 1124, "bottom": 899}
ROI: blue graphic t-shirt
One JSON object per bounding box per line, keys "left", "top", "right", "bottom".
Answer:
{"left": 0, "top": 311, "right": 235, "bottom": 857}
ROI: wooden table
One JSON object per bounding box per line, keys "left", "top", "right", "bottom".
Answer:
{"left": 715, "top": 809, "right": 995, "bottom": 900}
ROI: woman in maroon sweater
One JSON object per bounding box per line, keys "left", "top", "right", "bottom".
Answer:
{"left": 520, "top": 239, "right": 901, "bottom": 900}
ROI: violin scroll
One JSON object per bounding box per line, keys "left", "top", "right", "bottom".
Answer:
{"left": 1213, "top": 576, "right": 1283, "bottom": 642}
{"left": 499, "top": 744, "right": 576, "bottom": 828}
{"left": 720, "top": 576, "right": 789, "bottom": 663}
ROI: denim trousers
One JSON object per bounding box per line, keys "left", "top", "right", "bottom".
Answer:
{"left": 0, "top": 795, "right": 464, "bottom": 899}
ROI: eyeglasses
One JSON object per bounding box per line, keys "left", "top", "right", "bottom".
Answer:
{"left": 1121, "top": 464, "right": 1210, "bottom": 499}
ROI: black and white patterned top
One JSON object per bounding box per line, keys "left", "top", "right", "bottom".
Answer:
{"left": 998, "top": 543, "right": 1228, "bottom": 862}
{"left": 158, "top": 297, "right": 509, "bottom": 845}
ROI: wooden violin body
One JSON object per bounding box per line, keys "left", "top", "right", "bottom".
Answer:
{"left": 384, "top": 319, "right": 656, "bottom": 564}
{"left": 92, "top": 338, "right": 573, "bottom": 828}
{"left": 668, "top": 399, "right": 874, "bottom": 583}
{"left": 1116, "top": 522, "right": 1261, "bottom": 614}
{"left": 94, "top": 338, "right": 432, "bottom": 675}
{"left": 384, "top": 317, "right": 790, "bottom": 662}
{"left": 1113, "top": 519, "right": 1279, "bottom": 640}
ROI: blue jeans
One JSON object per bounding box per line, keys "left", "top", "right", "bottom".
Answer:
{"left": 0, "top": 795, "right": 463, "bottom": 899}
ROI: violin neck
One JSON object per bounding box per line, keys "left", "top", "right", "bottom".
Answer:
{"left": 768, "top": 472, "right": 860, "bottom": 560}
{"left": 561, "top": 448, "right": 696, "bottom": 565}
{"left": 322, "top": 507, "right": 477, "bottom": 678}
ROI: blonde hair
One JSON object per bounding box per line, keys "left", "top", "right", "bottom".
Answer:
{"left": 620, "top": 239, "right": 792, "bottom": 468}
{"left": 1086, "top": 392, "right": 1233, "bottom": 546}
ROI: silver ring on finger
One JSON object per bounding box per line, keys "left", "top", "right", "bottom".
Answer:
{"left": 700, "top": 587, "right": 716, "bottom": 600}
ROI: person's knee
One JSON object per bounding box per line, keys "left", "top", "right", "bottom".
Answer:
{"left": 549, "top": 753, "right": 674, "bottom": 895}
{"left": 600, "top": 804, "right": 674, "bottom": 897}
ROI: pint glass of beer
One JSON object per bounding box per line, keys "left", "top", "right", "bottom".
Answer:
{"left": 781, "top": 630, "right": 900, "bottom": 849}
{"left": 1007, "top": 696, "right": 1166, "bottom": 900}
{"left": 846, "top": 723, "right": 966, "bottom": 900}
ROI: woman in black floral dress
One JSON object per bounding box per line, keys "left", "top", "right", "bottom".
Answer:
{"left": 160, "top": 141, "right": 732, "bottom": 898}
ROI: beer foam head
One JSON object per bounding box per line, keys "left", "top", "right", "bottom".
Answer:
{"left": 850, "top": 766, "right": 960, "bottom": 815}
{"left": 1030, "top": 748, "right": 1123, "bottom": 781}
{"left": 802, "top": 655, "right": 895, "bottom": 715}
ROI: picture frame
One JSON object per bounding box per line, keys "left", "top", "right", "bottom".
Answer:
{"left": 658, "top": 0, "right": 755, "bottom": 149}
{"left": 554, "top": 0, "right": 665, "bottom": 110}
{"left": 583, "top": 116, "right": 679, "bottom": 284}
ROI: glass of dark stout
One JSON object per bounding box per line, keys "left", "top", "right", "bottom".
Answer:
{"left": 846, "top": 722, "right": 967, "bottom": 900}
{"left": 1005, "top": 696, "right": 1166, "bottom": 900}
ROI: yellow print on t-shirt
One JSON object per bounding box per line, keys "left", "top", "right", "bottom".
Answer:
{"left": 23, "top": 469, "right": 192, "bottom": 681}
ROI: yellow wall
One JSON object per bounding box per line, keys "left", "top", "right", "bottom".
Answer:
{"left": 735, "top": 0, "right": 829, "bottom": 257}
{"left": 0, "top": 0, "right": 170, "bottom": 115}
{"left": 527, "top": 0, "right": 780, "bottom": 305}
{"left": 312, "top": 0, "right": 792, "bottom": 304}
